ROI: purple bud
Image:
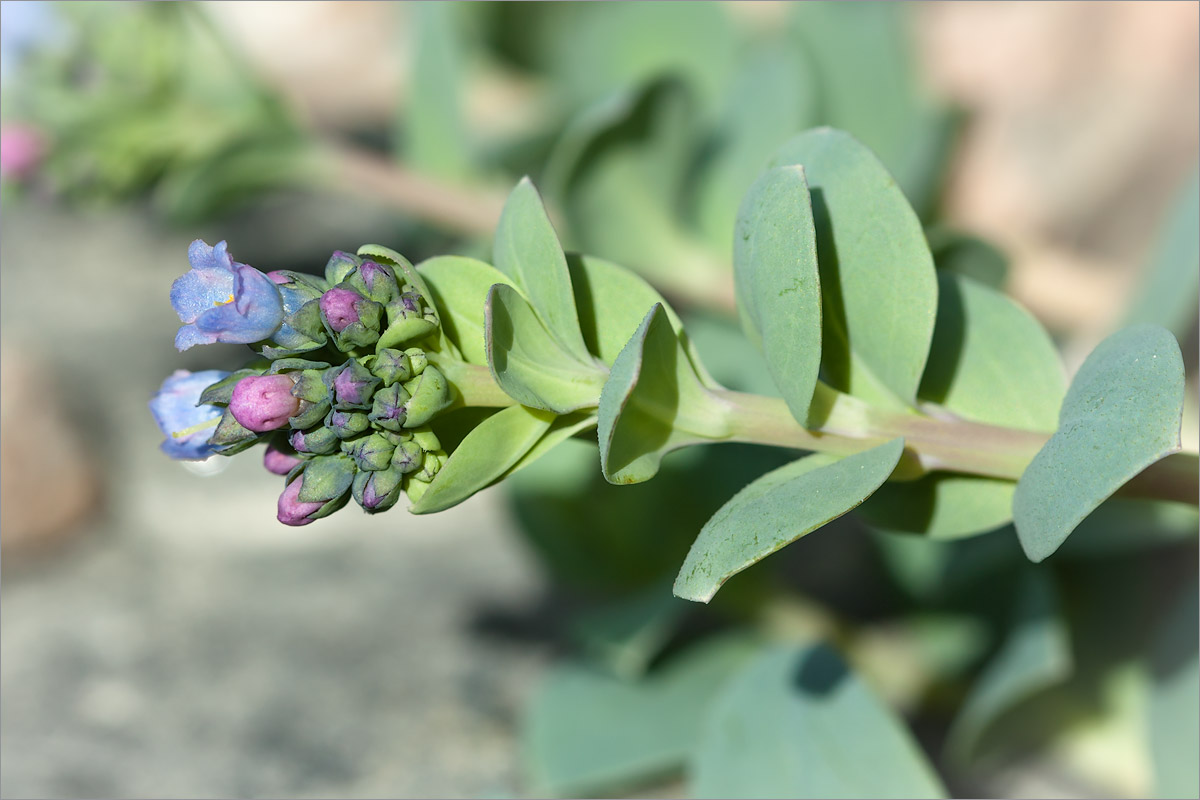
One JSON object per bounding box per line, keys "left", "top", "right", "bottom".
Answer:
{"left": 319, "top": 288, "right": 364, "bottom": 333}
{"left": 331, "top": 361, "right": 380, "bottom": 408}
{"left": 289, "top": 428, "right": 309, "bottom": 453}
{"left": 359, "top": 261, "right": 394, "bottom": 298}
{"left": 266, "top": 271, "right": 290, "bottom": 285}
{"left": 277, "top": 479, "right": 324, "bottom": 526}
{"left": 229, "top": 374, "right": 300, "bottom": 432}
{"left": 263, "top": 442, "right": 303, "bottom": 475}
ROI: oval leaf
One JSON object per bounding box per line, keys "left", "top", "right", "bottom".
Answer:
{"left": 858, "top": 474, "right": 1017, "bottom": 541}
{"left": 598, "top": 304, "right": 729, "bottom": 485}
{"left": 566, "top": 252, "right": 718, "bottom": 387}
{"left": 921, "top": 271, "right": 1065, "bottom": 432}
{"left": 733, "top": 164, "right": 822, "bottom": 424}
{"left": 485, "top": 283, "right": 606, "bottom": 414}
{"left": 417, "top": 255, "right": 516, "bottom": 364}
{"left": 768, "top": 128, "right": 937, "bottom": 409}
{"left": 493, "top": 177, "right": 592, "bottom": 362}
{"left": 1014, "top": 324, "right": 1185, "bottom": 562}
{"left": 674, "top": 438, "right": 905, "bottom": 603}
{"left": 409, "top": 404, "right": 555, "bottom": 514}
{"left": 522, "top": 636, "right": 759, "bottom": 797}
{"left": 690, "top": 644, "right": 947, "bottom": 799}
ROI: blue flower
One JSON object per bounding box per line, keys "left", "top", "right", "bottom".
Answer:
{"left": 150, "top": 369, "right": 231, "bottom": 459}
{"left": 170, "top": 240, "right": 284, "bottom": 351}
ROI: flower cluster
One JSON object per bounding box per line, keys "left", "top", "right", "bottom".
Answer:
{"left": 150, "top": 241, "right": 452, "bottom": 525}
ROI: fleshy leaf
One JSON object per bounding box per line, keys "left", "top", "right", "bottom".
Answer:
{"left": 417, "top": 255, "right": 517, "bottom": 364}
{"left": 409, "top": 404, "right": 556, "bottom": 515}
{"left": 597, "top": 304, "right": 729, "bottom": 485}
{"left": 733, "top": 165, "right": 822, "bottom": 424}
{"left": 768, "top": 128, "right": 937, "bottom": 409}
{"left": 689, "top": 644, "right": 947, "bottom": 799}
{"left": 1147, "top": 578, "right": 1200, "bottom": 799}
{"left": 858, "top": 474, "right": 1017, "bottom": 541}
{"left": 920, "top": 272, "right": 1064, "bottom": 432}
{"left": 945, "top": 570, "right": 1071, "bottom": 761}
{"left": 1014, "top": 324, "right": 1184, "bottom": 562}
{"left": 694, "top": 43, "right": 816, "bottom": 253}
{"left": 674, "top": 438, "right": 905, "bottom": 603}
{"left": 521, "top": 635, "right": 759, "bottom": 798}
{"left": 485, "top": 283, "right": 606, "bottom": 414}
{"left": 566, "top": 252, "right": 717, "bottom": 386}
{"left": 492, "top": 177, "right": 592, "bottom": 362}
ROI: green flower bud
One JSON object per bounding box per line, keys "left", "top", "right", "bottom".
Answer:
{"left": 369, "top": 348, "right": 414, "bottom": 386}
{"left": 324, "top": 251, "right": 362, "bottom": 286}
{"left": 390, "top": 440, "right": 425, "bottom": 474}
{"left": 295, "top": 453, "right": 356, "bottom": 509}
{"left": 413, "top": 450, "right": 446, "bottom": 483}
{"left": 410, "top": 427, "right": 441, "bottom": 452}
{"left": 325, "top": 409, "right": 370, "bottom": 439}
{"left": 345, "top": 260, "right": 400, "bottom": 305}
{"left": 209, "top": 407, "right": 260, "bottom": 453}
{"left": 325, "top": 359, "right": 381, "bottom": 409}
{"left": 290, "top": 369, "right": 330, "bottom": 404}
{"left": 368, "top": 383, "right": 412, "bottom": 432}
{"left": 345, "top": 432, "right": 396, "bottom": 472}
{"left": 405, "top": 348, "right": 428, "bottom": 376}
{"left": 352, "top": 465, "right": 406, "bottom": 513}
{"left": 290, "top": 425, "right": 340, "bottom": 455}
{"left": 400, "top": 365, "right": 452, "bottom": 427}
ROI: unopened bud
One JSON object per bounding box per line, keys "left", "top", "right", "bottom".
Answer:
{"left": 229, "top": 374, "right": 300, "bottom": 432}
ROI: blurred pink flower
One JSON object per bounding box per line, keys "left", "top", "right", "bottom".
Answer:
{"left": 0, "top": 124, "right": 45, "bottom": 179}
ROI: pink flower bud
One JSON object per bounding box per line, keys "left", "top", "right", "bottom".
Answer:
{"left": 263, "top": 442, "right": 302, "bottom": 475}
{"left": 319, "top": 288, "right": 363, "bottom": 333}
{"left": 229, "top": 374, "right": 300, "bottom": 432}
{"left": 277, "top": 479, "right": 324, "bottom": 526}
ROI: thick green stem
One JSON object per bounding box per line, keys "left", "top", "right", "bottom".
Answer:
{"left": 712, "top": 385, "right": 1050, "bottom": 482}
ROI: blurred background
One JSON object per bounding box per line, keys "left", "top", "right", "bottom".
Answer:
{"left": 1, "top": 2, "right": 1196, "bottom": 798}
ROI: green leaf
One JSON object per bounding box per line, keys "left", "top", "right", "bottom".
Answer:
{"left": 674, "top": 438, "right": 905, "bottom": 603}
{"left": 402, "top": 2, "right": 471, "bottom": 180}
{"left": 522, "top": 635, "right": 759, "bottom": 797}
{"left": 597, "top": 305, "right": 729, "bottom": 485}
{"left": 568, "top": 581, "right": 689, "bottom": 680}
{"left": 928, "top": 227, "right": 1009, "bottom": 290}
{"left": 733, "top": 165, "right": 823, "bottom": 424}
{"left": 545, "top": 79, "right": 720, "bottom": 291}
{"left": 540, "top": 1, "right": 736, "bottom": 114}
{"left": 417, "top": 255, "right": 517, "bottom": 364}
{"left": 695, "top": 43, "right": 817, "bottom": 253}
{"left": 858, "top": 474, "right": 1017, "bottom": 540}
{"left": 788, "top": 2, "right": 952, "bottom": 219}
{"left": 485, "top": 283, "right": 606, "bottom": 414}
{"left": 921, "top": 272, "right": 1065, "bottom": 431}
{"left": 1014, "top": 324, "right": 1185, "bottom": 562}
{"left": 492, "top": 177, "right": 592, "bottom": 362}
{"left": 1056, "top": 498, "right": 1198, "bottom": 559}
{"left": 690, "top": 643, "right": 947, "bottom": 799}
{"left": 409, "top": 404, "right": 555, "bottom": 514}
{"left": 1125, "top": 168, "right": 1199, "bottom": 340}
{"left": 505, "top": 411, "right": 597, "bottom": 477}
{"left": 769, "top": 128, "right": 937, "bottom": 409}
{"left": 1147, "top": 579, "right": 1199, "bottom": 799}
{"left": 945, "top": 569, "right": 1071, "bottom": 761}
{"left": 566, "top": 252, "right": 718, "bottom": 386}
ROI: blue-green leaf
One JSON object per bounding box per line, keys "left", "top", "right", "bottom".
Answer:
{"left": 1014, "top": 324, "right": 1184, "bottom": 562}
{"left": 1147, "top": 579, "right": 1199, "bottom": 799}
{"left": 492, "top": 177, "right": 592, "bottom": 362}
{"left": 417, "top": 255, "right": 516, "bottom": 365}
{"left": 565, "top": 252, "right": 717, "bottom": 387}
{"left": 690, "top": 644, "right": 947, "bottom": 799}
{"left": 409, "top": 404, "right": 555, "bottom": 514}
{"left": 695, "top": 44, "right": 817, "bottom": 253}
{"left": 598, "top": 304, "right": 729, "bottom": 485}
{"left": 485, "top": 283, "right": 606, "bottom": 414}
{"left": 402, "top": 2, "right": 471, "bottom": 180}
{"left": 674, "top": 438, "right": 905, "bottom": 603}
{"left": 858, "top": 475, "right": 1017, "bottom": 541}
{"left": 733, "top": 165, "right": 823, "bottom": 424}
{"left": 921, "top": 271, "right": 1064, "bottom": 431}
{"left": 1124, "top": 168, "right": 1199, "bottom": 340}
{"left": 945, "top": 570, "right": 1071, "bottom": 761}
{"left": 769, "top": 128, "right": 937, "bottom": 409}
{"left": 522, "top": 635, "right": 760, "bottom": 797}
